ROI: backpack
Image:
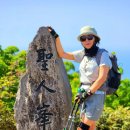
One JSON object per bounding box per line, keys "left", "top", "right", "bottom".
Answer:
{"left": 96, "top": 49, "right": 121, "bottom": 95}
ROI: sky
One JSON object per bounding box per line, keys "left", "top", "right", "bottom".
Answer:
{"left": 0, "top": 0, "right": 130, "bottom": 79}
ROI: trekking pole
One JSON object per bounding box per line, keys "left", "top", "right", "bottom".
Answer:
{"left": 63, "top": 88, "right": 86, "bottom": 130}
{"left": 68, "top": 101, "right": 81, "bottom": 130}
{"left": 64, "top": 101, "right": 77, "bottom": 130}
{"left": 68, "top": 95, "right": 87, "bottom": 130}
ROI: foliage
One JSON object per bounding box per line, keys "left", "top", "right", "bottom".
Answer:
{"left": 97, "top": 106, "right": 130, "bottom": 130}
{"left": 105, "top": 78, "right": 130, "bottom": 109}
{"left": 0, "top": 45, "right": 26, "bottom": 129}
{"left": 0, "top": 104, "right": 16, "bottom": 130}
{"left": 64, "top": 61, "right": 75, "bottom": 72}
{"left": 0, "top": 59, "right": 8, "bottom": 77}
{"left": 64, "top": 61, "right": 80, "bottom": 102}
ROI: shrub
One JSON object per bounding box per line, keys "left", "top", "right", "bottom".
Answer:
{"left": 97, "top": 106, "right": 130, "bottom": 130}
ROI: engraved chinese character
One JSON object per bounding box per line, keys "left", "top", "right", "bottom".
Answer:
{"left": 37, "top": 49, "right": 53, "bottom": 71}
{"left": 35, "top": 103, "right": 53, "bottom": 130}
{"left": 35, "top": 80, "right": 56, "bottom": 93}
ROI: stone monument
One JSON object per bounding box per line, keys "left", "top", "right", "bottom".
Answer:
{"left": 14, "top": 27, "right": 72, "bottom": 130}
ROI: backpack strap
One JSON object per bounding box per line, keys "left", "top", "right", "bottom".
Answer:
{"left": 96, "top": 48, "right": 108, "bottom": 65}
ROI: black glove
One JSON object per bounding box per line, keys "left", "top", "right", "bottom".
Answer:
{"left": 78, "top": 89, "right": 93, "bottom": 104}
{"left": 74, "top": 88, "right": 85, "bottom": 103}
{"left": 48, "top": 26, "right": 59, "bottom": 39}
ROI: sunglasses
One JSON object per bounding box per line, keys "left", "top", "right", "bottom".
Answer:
{"left": 80, "top": 35, "right": 94, "bottom": 42}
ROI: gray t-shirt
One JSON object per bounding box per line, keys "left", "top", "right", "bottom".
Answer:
{"left": 72, "top": 49, "right": 112, "bottom": 90}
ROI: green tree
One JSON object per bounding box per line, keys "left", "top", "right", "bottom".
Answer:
{"left": 64, "top": 61, "right": 80, "bottom": 102}
{"left": 0, "top": 45, "right": 26, "bottom": 129}
{"left": 105, "top": 78, "right": 130, "bottom": 108}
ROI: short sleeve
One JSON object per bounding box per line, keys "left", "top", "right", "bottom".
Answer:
{"left": 72, "top": 50, "right": 84, "bottom": 63}
{"left": 99, "top": 51, "right": 112, "bottom": 68}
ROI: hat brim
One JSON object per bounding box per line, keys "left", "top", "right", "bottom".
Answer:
{"left": 77, "top": 33, "right": 100, "bottom": 42}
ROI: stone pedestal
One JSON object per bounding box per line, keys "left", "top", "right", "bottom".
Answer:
{"left": 14, "top": 27, "right": 72, "bottom": 130}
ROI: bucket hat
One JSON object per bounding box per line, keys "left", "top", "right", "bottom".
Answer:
{"left": 77, "top": 26, "right": 100, "bottom": 41}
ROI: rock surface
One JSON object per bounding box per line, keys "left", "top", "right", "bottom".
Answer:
{"left": 14, "top": 27, "right": 72, "bottom": 130}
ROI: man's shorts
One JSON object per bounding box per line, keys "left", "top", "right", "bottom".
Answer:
{"left": 80, "top": 92, "right": 106, "bottom": 121}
